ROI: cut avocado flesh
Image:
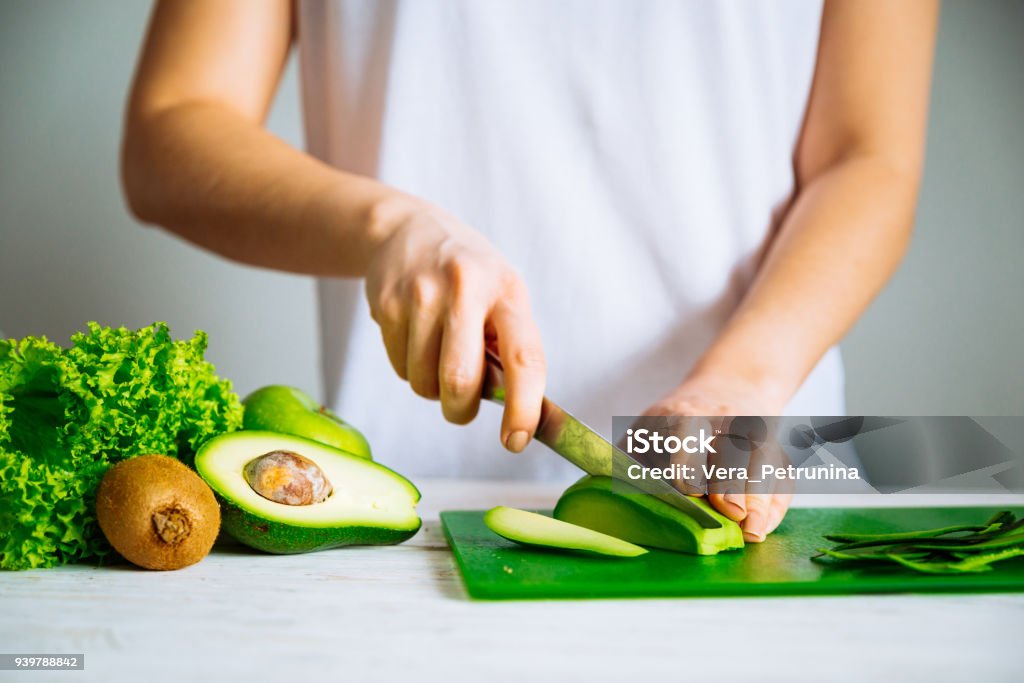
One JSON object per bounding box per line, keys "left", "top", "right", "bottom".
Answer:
{"left": 195, "top": 431, "right": 420, "bottom": 553}
{"left": 553, "top": 475, "right": 744, "bottom": 555}
{"left": 484, "top": 507, "right": 647, "bottom": 558}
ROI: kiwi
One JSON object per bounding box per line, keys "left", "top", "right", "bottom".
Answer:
{"left": 96, "top": 455, "right": 221, "bottom": 570}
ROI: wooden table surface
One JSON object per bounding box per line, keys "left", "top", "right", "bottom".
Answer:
{"left": 2, "top": 480, "right": 1022, "bottom": 682}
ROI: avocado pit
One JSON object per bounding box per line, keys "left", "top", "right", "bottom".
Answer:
{"left": 244, "top": 450, "right": 333, "bottom": 506}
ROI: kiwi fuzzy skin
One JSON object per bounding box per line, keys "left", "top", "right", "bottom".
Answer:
{"left": 96, "top": 455, "right": 221, "bottom": 570}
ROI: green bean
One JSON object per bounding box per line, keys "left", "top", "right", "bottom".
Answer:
{"left": 951, "top": 547, "right": 1024, "bottom": 571}
{"left": 812, "top": 547, "right": 931, "bottom": 562}
{"left": 811, "top": 510, "right": 1024, "bottom": 575}
{"left": 823, "top": 523, "right": 988, "bottom": 544}
{"left": 986, "top": 510, "right": 1015, "bottom": 527}
{"left": 887, "top": 555, "right": 991, "bottom": 574}
{"left": 912, "top": 532, "right": 1024, "bottom": 552}
{"left": 888, "top": 548, "right": 1024, "bottom": 574}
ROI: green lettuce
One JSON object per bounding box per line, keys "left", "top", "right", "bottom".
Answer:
{"left": 0, "top": 322, "right": 243, "bottom": 570}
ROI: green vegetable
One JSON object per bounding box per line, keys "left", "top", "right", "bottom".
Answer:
{"left": 483, "top": 506, "right": 648, "bottom": 558}
{"left": 552, "top": 475, "right": 744, "bottom": 555}
{"left": 0, "top": 323, "right": 243, "bottom": 570}
{"left": 812, "top": 510, "right": 1024, "bottom": 574}
{"left": 194, "top": 431, "right": 421, "bottom": 553}
{"left": 243, "top": 385, "right": 372, "bottom": 459}
{"left": 888, "top": 548, "right": 1024, "bottom": 574}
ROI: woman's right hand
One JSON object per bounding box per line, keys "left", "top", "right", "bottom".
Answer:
{"left": 364, "top": 195, "right": 547, "bottom": 453}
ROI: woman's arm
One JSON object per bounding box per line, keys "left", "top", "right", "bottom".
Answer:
{"left": 642, "top": 0, "right": 940, "bottom": 540}
{"left": 122, "top": 0, "right": 397, "bottom": 276}
{"left": 692, "top": 0, "right": 939, "bottom": 399}
{"left": 122, "top": 0, "right": 547, "bottom": 449}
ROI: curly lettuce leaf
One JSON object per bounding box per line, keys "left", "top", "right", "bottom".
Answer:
{"left": 0, "top": 322, "right": 242, "bottom": 570}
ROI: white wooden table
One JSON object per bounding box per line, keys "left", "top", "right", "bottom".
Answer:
{"left": 2, "top": 480, "right": 1022, "bottom": 683}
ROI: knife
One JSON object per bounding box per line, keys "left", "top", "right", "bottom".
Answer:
{"left": 481, "top": 350, "right": 722, "bottom": 529}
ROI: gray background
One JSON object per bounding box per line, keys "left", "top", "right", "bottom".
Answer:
{"left": 1, "top": 1, "right": 1022, "bottom": 414}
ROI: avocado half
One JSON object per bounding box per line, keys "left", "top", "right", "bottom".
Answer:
{"left": 553, "top": 475, "right": 744, "bottom": 555}
{"left": 195, "top": 431, "right": 421, "bottom": 554}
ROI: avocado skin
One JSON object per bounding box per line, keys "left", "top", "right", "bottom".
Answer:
{"left": 219, "top": 498, "right": 421, "bottom": 554}
{"left": 553, "top": 475, "right": 744, "bottom": 555}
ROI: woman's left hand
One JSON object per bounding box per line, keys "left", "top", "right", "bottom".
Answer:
{"left": 637, "top": 372, "right": 793, "bottom": 543}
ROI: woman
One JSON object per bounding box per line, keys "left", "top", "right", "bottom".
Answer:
{"left": 121, "top": 0, "right": 938, "bottom": 542}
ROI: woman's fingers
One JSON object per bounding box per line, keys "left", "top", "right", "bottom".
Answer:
{"left": 405, "top": 278, "right": 444, "bottom": 399}
{"left": 742, "top": 438, "right": 792, "bottom": 541}
{"left": 759, "top": 436, "right": 794, "bottom": 537}
{"left": 741, "top": 492, "right": 773, "bottom": 543}
{"left": 369, "top": 287, "right": 410, "bottom": 380}
{"left": 766, "top": 491, "right": 794, "bottom": 535}
{"left": 708, "top": 491, "right": 747, "bottom": 523}
{"left": 438, "top": 296, "right": 485, "bottom": 425}
{"left": 490, "top": 291, "right": 546, "bottom": 453}
{"left": 366, "top": 211, "right": 548, "bottom": 448}
{"left": 709, "top": 489, "right": 792, "bottom": 536}
{"left": 704, "top": 416, "right": 753, "bottom": 521}
{"left": 705, "top": 435, "right": 782, "bottom": 540}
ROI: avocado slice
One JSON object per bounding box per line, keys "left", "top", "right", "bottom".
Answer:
{"left": 195, "top": 431, "right": 420, "bottom": 553}
{"left": 553, "top": 475, "right": 744, "bottom": 555}
{"left": 484, "top": 507, "right": 648, "bottom": 558}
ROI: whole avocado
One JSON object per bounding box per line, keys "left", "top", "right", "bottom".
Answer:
{"left": 243, "top": 385, "right": 372, "bottom": 459}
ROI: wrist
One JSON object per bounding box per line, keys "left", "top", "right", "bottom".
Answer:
{"left": 683, "top": 351, "right": 796, "bottom": 415}
{"left": 366, "top": 190, "right": 425, "bottom": 248}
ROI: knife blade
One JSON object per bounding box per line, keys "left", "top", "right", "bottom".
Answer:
{"left": 481, "top": 351, "right": 722, "bottom": 529}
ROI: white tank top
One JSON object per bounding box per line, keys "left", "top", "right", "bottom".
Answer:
{"left": 298, "top": 0, "right": 842, "bottom": 482}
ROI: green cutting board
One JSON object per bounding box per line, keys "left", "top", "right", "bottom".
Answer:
{"left": 440, "top": 507, "right": 1024, "bottom": 600}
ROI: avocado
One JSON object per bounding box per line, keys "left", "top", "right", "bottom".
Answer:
{"left": 242, "top": 385, "right": 372, "bottom": 459}
{"left": 484, "top": 506, "right": 647, "bottom": 558}
{"left": 95, "top": 455, "right": 220, "bottom": 570}
{"left": 553, "top": 475, "right": 744, "bottom": 555}
{"left": 195, "top": 431, "right": 420, "bottom": 553}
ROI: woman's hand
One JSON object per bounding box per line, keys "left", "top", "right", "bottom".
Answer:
{"left": 364, "top": 196, "right": 546, "bottom": 453}
{"left": 638, "top": 372, "right": 792, "bottom": 543}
